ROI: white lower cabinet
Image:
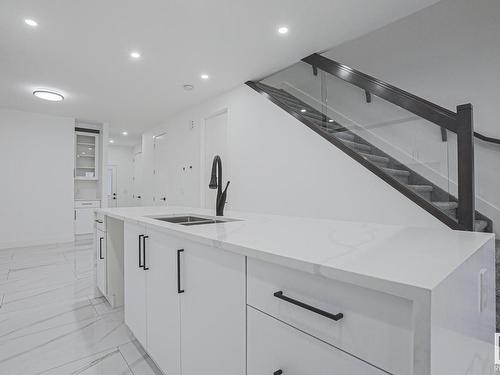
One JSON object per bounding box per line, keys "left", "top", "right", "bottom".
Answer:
{"left": 124, "top": 221, "right": 147, "bottom": 346}
{"left": 145, "top": 228, "right": 181, "bottom": 375}
{"left": 95, "top": 228, "right": 107, "bottom": 295}
{"left": 247, "top": 307, "right": 386, "bottom": 375}
{"left": 180, "top": 239, "right": 246, "bottom": 375}
{"left": 123, "top": 223, "right": 246, "bottom": 375}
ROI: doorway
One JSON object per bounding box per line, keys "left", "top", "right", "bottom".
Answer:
{"left": 107, "top": 165, "right": 118, "bottom": 207}
{"left": 202, "top": 110, "right": 228, "bottom": 210}
{"left": 153, "top": 133, "right": 168, "bottom": 206}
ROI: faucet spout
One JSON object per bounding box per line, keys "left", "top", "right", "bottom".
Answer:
{"left": 209, "top": 155, "right": 229, "bottom": 216}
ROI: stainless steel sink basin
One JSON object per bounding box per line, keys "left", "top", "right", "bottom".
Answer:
{"left": 151, "top": 215, "right": 238, "bottom": 226}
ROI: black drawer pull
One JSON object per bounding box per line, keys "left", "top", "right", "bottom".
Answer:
{"left": 274, "top": 370, "right": 283, "bottom": 375}
{"left": 138, "top": 235, "right": 144, "bottom": 268}
{"left": 273, "top": 291, "right": 343, "bottom": 321}
{"left": 99, "top": 237, "right": 104, "bottom": 259}
{"left": 142, "top": 235, "right": 149, "bottom": 270}
{"left": 177, "top": 249, "right": 185, "bottom": 293}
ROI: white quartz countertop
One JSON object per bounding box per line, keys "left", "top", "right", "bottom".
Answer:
{"left": 99, "top": 206, "right": 494, "bottom": 298}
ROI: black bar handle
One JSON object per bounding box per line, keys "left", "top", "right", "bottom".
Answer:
{"left": 99, "top": 237, "right": 104, "bottom": 259}
{"left": 138, "top": 234, "right": 144, "bottom": 268}
{"left": 177, "top": 249, "right": 184, "bottom": 293}
{"left": 142, "top": 235, "right": 149, "bottom": 270}
{"left": 273, "top": 291, "right": 343, "bottom": 321}
{"left": 274, "top": 370, "right": 283, "bottom": 375}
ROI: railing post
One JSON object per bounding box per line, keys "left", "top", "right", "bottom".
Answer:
{"left": 456, "top": 104, "right": 475, "bottom": 231}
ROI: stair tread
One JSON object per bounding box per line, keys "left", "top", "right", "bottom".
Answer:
{"left": 342, "top": 140, "right": 371, "bottom": 152}
{"left": 408, "top": 185, "right": 433, "bottom": 192}
{"left": 360, "top": 153, "right": 390, "bottom": 164}
{"left": 475, "top": 220, "right": 488, "bottom": 232}
{"left": 381, "top": 167, "right": 410, "bottom": 176}
{"left": 328, "top": 131, "right": 355, "bottom": 141}
{"left": 433, "top": 201, "right": 459, "bottom": 210}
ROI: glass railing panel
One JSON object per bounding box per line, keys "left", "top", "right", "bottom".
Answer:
{"left": 258, "top": 61, "right": 458, "bottom": 222}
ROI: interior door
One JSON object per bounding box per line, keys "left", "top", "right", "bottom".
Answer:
{"left": 180, "top": 240, "right": 246, "bottom": 375}
{"left": 145, "top": 228, "right": 181, "bottom": 375}
{"left": 124, "top": 221, "right": 147, "bottom": 346}
{"left": 153, "top": 134, "right": 168, "bottom": 206}
{"left": 107, "top": 165, "right": 118, "bottom": 207}
{"left": 133, "top": 151, "right": 143, "bottom": 206}
{"left": 203, "top": 110, "right": 228, "bottom": 209}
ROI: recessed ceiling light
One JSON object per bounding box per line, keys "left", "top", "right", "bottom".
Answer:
{"left": 25, "top": 19, "right": 38, "bottom": 27}
{"left": 88, "top": 147, "right": 93, "bottom": 150}
{"left": 130, "top": 51, "right": 141, "bottom": 59}
{"left": 82, "top": 152, "right": 86, "bottom": 155}
{"left": 33, "top": 90, "right": 64, "bottom": 102}
{"left": 328, "top": 119, "right": 334, "bottom": 123}
{"left": 200, "top": 74, "right": 209, "bottom": 80}
{"left": 122, "top": 131, "right": 128, "bottom": 136}
{"left": 278, "top": 26, "right": 289, "bottom": 35}
{"left": 109, "top": 139, "right": 115, "bottom": 144}
{"left": 300, "top": 109, "right": 306, "bottom": 113}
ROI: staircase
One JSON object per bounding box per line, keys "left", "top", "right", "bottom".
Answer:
{"left": 247, "top": 56, "right": 492, "bottom": 233}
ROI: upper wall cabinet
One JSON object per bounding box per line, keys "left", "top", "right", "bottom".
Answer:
{"left": 75, "top": 131, "right": 99, "bottom": 180}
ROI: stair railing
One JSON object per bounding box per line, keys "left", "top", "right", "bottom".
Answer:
{"left": 301, "top": 53, "right": 476, "bottom": 230}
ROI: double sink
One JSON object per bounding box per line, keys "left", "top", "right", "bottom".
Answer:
{"left": 151, "top": 215, "right": 238, "bottom": 226}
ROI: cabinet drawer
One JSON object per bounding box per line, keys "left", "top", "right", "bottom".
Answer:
{"left": 248, "top": 307, "right": 386, "bottom": 375}
{"left": 247, "top": 259, "right": 412, "bottom": 375}
{"left": 75, "top": 200, "right": 100, "bottom": 208}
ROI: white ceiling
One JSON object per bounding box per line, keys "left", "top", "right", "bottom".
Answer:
{"left": 0, "top": 0, "right": 439, "bottom": 142}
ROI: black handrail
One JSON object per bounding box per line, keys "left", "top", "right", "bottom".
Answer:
{"left": 475, "top": 132, "right": 500, "bottom": 145}
{"left": 270, "top": 53, "right": 478, "bottom": 231}
{"left": 302, "top": 53, "right": 458, "bottom": 132}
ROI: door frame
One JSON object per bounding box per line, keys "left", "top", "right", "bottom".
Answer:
{"left": 200, "top": 108, "right": 230, "bottom": 208}
{"left": 153, "top": 132, "right": 168, "bottom": 206}
{"left": 106, "top": 163, "right": 118, "bottom": 207}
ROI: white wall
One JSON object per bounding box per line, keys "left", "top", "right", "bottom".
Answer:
{"left": 140, "top": 85, "right": 446, "bottom": 229}
{"left": 322, "top": 0, "right": 500, "bottom": 234}
{"left": 0, "top": 109, "right": 75, "bottom": 249}
{"left": 108, "top": 145, "right": 135, "bottom": 207}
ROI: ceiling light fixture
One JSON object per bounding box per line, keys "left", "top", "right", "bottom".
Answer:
{"left": 109, "top": 139, "right": 115, "bottom": 144}
{"left": 278, "top": 26, "right": 289, "bottom": 35}
{"left": 130, "top": 51, "right": 141, "bottom": 59}
{"left": 328, "top": 119, "right": 334, "bottom": 123}
{"left": 25, "top": 19, "right": 38, "bottom": 27}
{"left": 183, "top": 84, "right": 194, "bottom": 91}
{"left": 200, "top": 74, "right": 209, "bottom": 80}
{"left": 122, "top": 131, "right": 128, "bottom": 136}
{"left": 33, "top": 90, "right": 64, "bottom": 102}
{"left": 300, "top": 109, "right": 306, "bottom": 113}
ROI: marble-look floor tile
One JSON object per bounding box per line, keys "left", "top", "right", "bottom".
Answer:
{"left": 38, "top": 349, "right": 132, "bottom": 375}
{"left": 0, "top": 299, "right": 97, "bottom": 343}
{"left": 0, "top": 310, "right": 134, "bottom": 374}
{"left": 119, "top": 341, "right": 163, "bottom": 375}
{"left": 0, "top": 239, "right": 162, "bottom": 375}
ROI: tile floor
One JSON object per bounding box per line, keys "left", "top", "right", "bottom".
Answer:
{"left": 0, "top": 236, "right": 162, "bottom": 375}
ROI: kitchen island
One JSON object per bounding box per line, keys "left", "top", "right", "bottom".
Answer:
{"left": 96, "top": 206, "right": 495, "bottom": 375}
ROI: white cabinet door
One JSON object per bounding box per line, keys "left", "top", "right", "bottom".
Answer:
{"left": 75, "top": 208, "right": 95, "bottom": 234}
{"left": 145, "top": 228, "right": 181, "bottom": 375}
{"left": 247, "top": 307, "right": 386, "bottom": 375}
{"left": 96, "top": 228, "right": 107, "bottom": 295}
{"left": 180, "top": 241, "right": 246, "bottom": 375}
{"left": 124, "top": 221, "right": 147, "bottom": 346}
